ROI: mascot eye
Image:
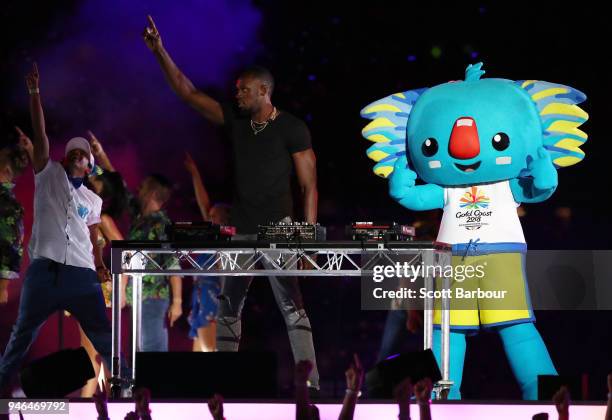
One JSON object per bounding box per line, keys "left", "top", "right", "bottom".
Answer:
{"left": 492, "top": 132, "right": 510, "bottom": 151}
{"left": 422, "top": 138, "right": 439, "bottom": 157}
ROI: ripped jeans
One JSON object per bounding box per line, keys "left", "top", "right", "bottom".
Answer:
{"left": 216, "top": 234, "right": 320, "bottom": 388}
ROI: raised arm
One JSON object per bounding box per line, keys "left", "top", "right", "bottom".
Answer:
{"left": 293, "top": 149, "right": 318, "bottom": 224}
{"left": 389, "top": 156, "right": 444, "bottom": 211}
{"left": 184, "top": 152, "right": 212, "bottom": 221}
{"left": 143, "top": 15, "right": 224, "bottom": 125}
{"left": 88, "top": 131, "right": 115, "bottom": 172}
{"left": 25, "top": 63, "right": 49, "bottom": 173}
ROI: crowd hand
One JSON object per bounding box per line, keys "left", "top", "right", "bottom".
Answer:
{"left": 414, "top": 377, "right": 433, "bottom": 404}
{"left": 168, "top": 301, "right": 182, "bottom": 327}
{"left": 394, "top": 377, "right": 413, "bottom": 420}
{"left": 97, "top": 266, "right": 112, "bottom": 283}
{"left": 25, "top": 62, "right": 40, "bottom": 90}
{"left": 552, "top": 386, "right": 570, "bottom": 419}
{"left": 15, "top": 126, "right": 33, "bottom": 156}
{"left": 183, "top": 152, "right": 198, "bottom": 175}
{"left": 207, "top": 393, "right": 224, "bottom": 420}
{"left": 345, "top": 353, "right": 364, "bottom": 393}
{"left": 142, "top": 15, "right": 162, "bottom": 52}
{"left": 295, "top": 359, "right": 314, "bottom": 386}
{"left": 134, "top": 387, "right": 152, "bottom": 419}
{"left": 93, "top": 379, "right": 109, "bottom": 419}
{"left": 308, "top": 404, "right": 320, "bottom": 420}
{"left": 124, "top": 411, "right": 138, "bottom": 420}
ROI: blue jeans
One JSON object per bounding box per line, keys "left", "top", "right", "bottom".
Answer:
{"left": 141, "top": 298, "right": 169, "bottom": 352}
{"left": 0, "top": 258, "right": 113, "bottom": 389}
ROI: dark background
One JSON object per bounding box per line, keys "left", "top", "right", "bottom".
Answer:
{"left": 1, "top": 1, "right": 610, "bottom": 400}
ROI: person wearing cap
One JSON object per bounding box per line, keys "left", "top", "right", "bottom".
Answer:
{"left": 0, "top": 63, "right": 115, "bottom": 392}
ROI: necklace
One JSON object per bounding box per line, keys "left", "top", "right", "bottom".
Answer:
{"left": 250, "top": 107, "right": 278, "bottom": 135}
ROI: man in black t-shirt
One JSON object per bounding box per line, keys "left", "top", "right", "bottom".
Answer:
{"left": 144, "top": 16, "right": 320, "bottom": 388}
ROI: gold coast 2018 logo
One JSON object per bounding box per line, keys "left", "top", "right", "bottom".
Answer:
{"left": 460, "top": 186, "right": 490, "bottom": 209}
{"left": 457, "top": 187, "right": 491, "bottom": 230}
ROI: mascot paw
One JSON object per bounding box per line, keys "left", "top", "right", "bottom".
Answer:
{"left": 389, "top": 156, "right": 417, "bottom": 199}
{"left": 528, "top": 147, "right": 558, "bottom": 191}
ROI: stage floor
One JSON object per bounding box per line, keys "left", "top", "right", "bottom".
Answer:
{"left": 5, "top": 400, "right": 607, "bottom": 419}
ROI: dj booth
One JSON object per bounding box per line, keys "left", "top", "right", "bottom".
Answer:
{"left": 109, "top": 240, "right": 453, "bottom": 398}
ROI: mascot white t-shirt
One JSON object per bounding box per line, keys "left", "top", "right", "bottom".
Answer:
{"left": 437, "top": 180, "right": 525, "bottom": 245}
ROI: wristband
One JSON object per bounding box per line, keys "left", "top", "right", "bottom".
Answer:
{"left": 345, "top": 388, "right": 362, "bottom": 397}
{"left": 29, "top": 88, "right": 40, "bottom": 95}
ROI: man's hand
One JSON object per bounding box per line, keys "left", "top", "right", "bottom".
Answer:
{"left": 295, "top": 360, "right": 314, "bottom": 385}
{"left": 414, "top": 377, "right": 433, "bottom": 404}
{"left": 394, "top": 377, "right": 413, "bottom": 420}
{"left": 92, "top": 379, "right": 108, "bottom": 419}
{"left": 184, "top": 152, "right": 198, "bottom": 176}
{"left": 88, "top": 130, "right": 104, "bottom": 158}
{"left": 207, "top": 393, "right": 224, "bottom": 420}
{"left": 134, "top": 387, "right": 152, "bottom": 418}
{"left": 25, "top": 62, "right": 40, "bottom": 91}
{"left": 15, "top": 126, "right": 33, "bottom": 159}
{"left": 168, "top": 301, "right": 182, "bottom": 327}
{"left": 553, "top": 386, "right": 570, "bottom": 419}
{"left": 124, "top": 412, "right": 138, "bottom": 420}
{"left": 0, "top": 280, "right": 9, "bottom": 305}
{"left": 345, "top": 353, "right": 364, "bottom": 392}
{"left": 143, "top": 15, "right": 163, "bottom": 52}
{"left": 96, "top": 265, "right": 112, "bottom": 283}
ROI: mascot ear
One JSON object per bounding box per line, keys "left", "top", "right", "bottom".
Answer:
{"left": 360, "top": 88, "right": 428, "bottom": 178}
{"left": 517, "top": 80, "right": 588, "bottom": 168}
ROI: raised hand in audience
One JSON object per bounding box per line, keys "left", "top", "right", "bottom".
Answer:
{"left": 207, "top": 393, "right": 225, "bottom": 420}
{"left": 93, "top": 379, "right": 109, "bottom": 420}
{"left": 414, "top": 378, "right": 433, "bottom": 420}
{"left": 394, "top": 377, "right": 413, "bottom": 420}
{"left": 338, "top": 353, "right": 363, "bottom": 420}
{"left": 135, "top": 387, "right": 152, "bottom": 420}
{"left": 552, "top": 386, "right": 570, "bottom": 420}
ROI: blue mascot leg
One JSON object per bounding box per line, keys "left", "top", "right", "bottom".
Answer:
{"left": 433, "top": 329, "right": 467, "bottom": 399}
{"left": 497, "top": 322, "right": 557, "bottom": 400}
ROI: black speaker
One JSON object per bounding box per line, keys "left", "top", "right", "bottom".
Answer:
{"left": 135, "top": 351, "right": 278, "bottom": 398}
{"left": 19, "top": 347, "right": 95, "bottom": 398}
{"left": 365, "top": 349, "right": 442, "bottom": 398}
{"left": 537, "top": 374, "right": 584, "bottom": 401}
